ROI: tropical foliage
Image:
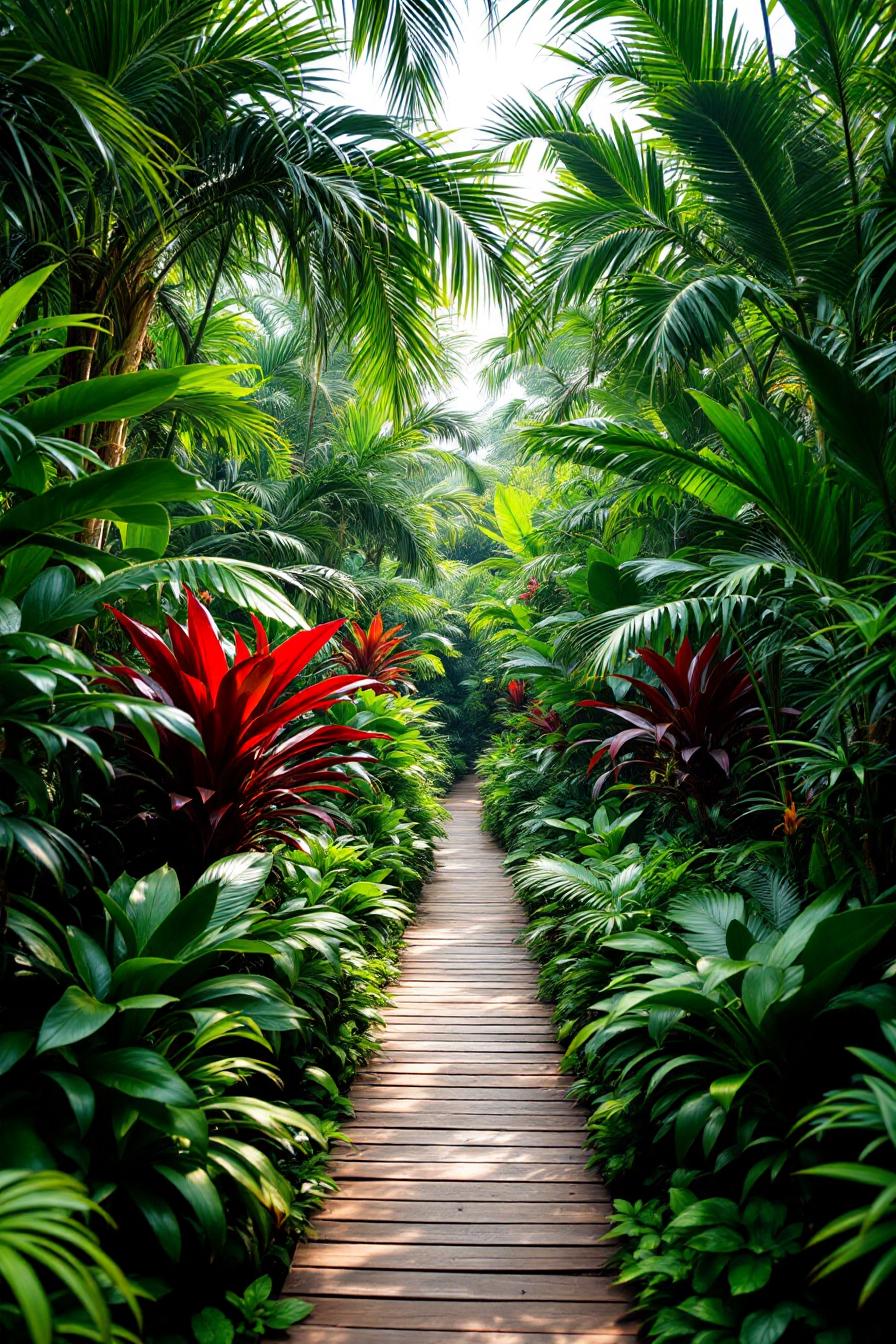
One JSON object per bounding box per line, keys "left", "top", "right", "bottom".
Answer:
{"left": 1, "top": 0, "right": 895, "bottom": 1340}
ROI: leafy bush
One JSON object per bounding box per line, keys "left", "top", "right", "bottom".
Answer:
{"left": 479, "top": 737, "right": 896, "bottom": 1341}
{"left": 334, "top": 612, "right": 420, "bottom": 689}
{"left": 0, "top": 1169, "right": 139, "bottom": 1344}
{"left": 580, "top": 634, "right": 767, "bottom": 804}
{"left": 104, "top": 591, "right": 383, "bottom": 876}
{"left": 800, "top": 1022, "right": 896, "bottom": 1304}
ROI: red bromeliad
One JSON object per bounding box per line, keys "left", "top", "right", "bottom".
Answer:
{"left": 506, "top": 679, "right": 529, "bottom": 708}
{"left": 104, "top": 590, "right": 385, "bottom": 867}
{"left": 579, "top": 634, "right": 765, "bottom": 801}
{"left": 334, "top": 612, "right": 420, "bottom": 691}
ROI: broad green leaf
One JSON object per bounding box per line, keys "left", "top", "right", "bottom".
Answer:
{"left": 490, "top": 483, "right": 537, "bottom": 556}
{"left": 728, "top": 1254, "right": 772, "bottom": 1295}
{"left": 157, "top": 1164, "right": 225, "bottom": 1249}
{"left": 191, "top": 1307, "right": 234, "bottom": 1344}
{"left": 86, "top": 1046, "right": 196, "bottom": 1106}
{"left": 741, "top": 965, "right": 786, "bottom": 1028}
{"left": 0, "top": 265, "right": 58, "bottom": 345}
{"left": 740, "top": 1304, "right": 796, "bottom": 1344}
{"left": 36, "top": 987, "right": 116, "bottom": 1054}
{"left": 1, "top": 460, "right": 210, "bottom": 536}
{"left": 126, "top": 867, "right": 182, "bottom": 952}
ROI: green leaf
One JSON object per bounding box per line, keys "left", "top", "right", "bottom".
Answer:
{"left": 126, "top": 866, "right": 182, "bottom": 952}
{"left": 710, "top": 1068, "right": 759, "bottom": 1111}
{"left": 729, "top": 1254, "right": 772, "bottom": 1295}
{"left": 86, "top": 1047, "right": 196, "bottom": 1106}
{"left": 740, "top": 1304, "right": 795, "bottom": 1344}
{"left": 36, "top": 987, "right": 116, "bottom": 1054}
{"left": 264, "top": 1299, "right": 313, "bottom": 1328}
{"left": 188, "top": 852, "right": 273, "bottom": 933}
{"left": 46, "top": 1071, "right": 96, "bottom": 1134}
{"left": 793, "top": 904, "right": 896, "bottom": 1013}
{"left": 489, "top": 483, "right": 537, "bottom": 556}
{"left": 0, "top": 598, "right": 21, "bottom": 634}
{"left": 0, "top": 1245, "right": 53, "bottom": 1344}
{"left": 67, "top": 928, "right": 112, "bottom": 999}
{"left": 674, "top": 1095, "right": 716, "bottom": 1160}
{"left": 0, "top": 265, "right": 58, "bottom": 345}
{"left": 116, "top": 513, "right": 172, "bottom": 558}
{"left": 0, "top": 1031, "right": 32, "bottom": 1075}
{"left": 741, "top": 965, "right": 786, "bottom": 1028}
{"left": 158, "top": 1165, "right": 225, "bottom": 1250}
{"left": 586, "top": 557, "right": 642, "bottom": 613}
{"left": 19, "top": 567, "right": 76, "bottom": 633}
{"left": 144, "top": 882, "right": 218, "bottom": 958}
{"left": 192, "top": 1307, "right": 234, "bottom": 1344}
{"left": 15, "top": 368, "right": 185, "bottom": 437}
{"left": 669, "top": 1196, "right": 741, "bottom": 1229}
{"left": 1, "top": 460, "right": 211, "bottom": 537}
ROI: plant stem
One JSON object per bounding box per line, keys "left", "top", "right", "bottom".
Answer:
{"left": 759, "top": 0, "right": 777, "bottom": 78}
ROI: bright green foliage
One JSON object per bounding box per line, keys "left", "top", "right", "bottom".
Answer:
{"left": 2, "top": 0, "right": 896, "bottom": 1339}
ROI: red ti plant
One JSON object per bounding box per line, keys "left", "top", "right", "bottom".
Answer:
{"left": 334, "top": 612, "right": 420, "bottom": 692}
{"left": 527, "top": 702, "right": 564, "bottom": 737}
{"left": 580, "top": 634, "right": 764, "bottom": 802}
{"left": 506, "top": 679, "right": 529, "bottom": 708}
{"left": 104, "top": 590, "right": 385, "bottom": 872}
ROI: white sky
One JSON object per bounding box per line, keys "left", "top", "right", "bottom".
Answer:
{"left": 333, "top": 1, "right": 795, "bottom": 413}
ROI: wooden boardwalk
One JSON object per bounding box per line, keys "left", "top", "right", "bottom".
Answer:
{"left": 286, "top": 776, "right": 633, "bottom": 1343}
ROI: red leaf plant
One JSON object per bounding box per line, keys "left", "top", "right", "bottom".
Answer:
{"left": 334, "top": 612, "right": 420, "bottom": 692}
{"left": 103, "top": 590, "right": 386, "bottom": 871}
{"left": 506, "top": 679, "right": 529, "bottom": 708}
{"left": 527, "top": 702, "right": 564, "bottom": 737}
{"left": 579, "top": 634, "right": 765, "bottom": 801}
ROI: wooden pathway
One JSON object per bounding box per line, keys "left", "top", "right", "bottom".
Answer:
{"left": 286, "top": 776, "right": 633, "bottom": 1343}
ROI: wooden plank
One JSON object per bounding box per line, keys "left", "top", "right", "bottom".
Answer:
{"left": 357, "top": 1072, "right": 565, "bottom": 1086}
{"left": 342, "top": 1128, "right": 584, "bottom": 1146}
{"left": 292, "top": 1244, "right": 611, "bottom": 1271}
{"left": 379, "top": 1034, "right": 557, "bottom": 1044}
{"left": 316, "top": 1200, "right": 610, "bottom": 1223}
{"left": 309, "top": 1221, "right": 607, "bottom": 1246}
{"left": 350, "top": 1100, "right": 572, "bottom": 1116}
{"left": 326, "top": 1181, "right": 604, "bottom": 1203}
{"left": 357, "top": 1062, "right": 562, "bottom": 1076}
{"left": 346, "top": 1114, "right": 579, "bottom": 1132}
{"left": 383, "top": 1007, "right": 552, "bottom": 1017}
{"left": 336, "top": 1145, "right": 588, "bottom": 1163}
{"left": 328, "top": 1161, "right": 599, "bottom": 1183}
{"left": 290, "top": 1330, "right": 634, "bottom": 1344}
{"left": 350, "top": 1087, "right": 572, "bottom": 1102}
{"left": 374, "top": 1043, "right": 561, "bottom": 1053}
{"left": 286, "top": 1299, "right": 632, "bottom": 1333}
{"left": 286, "top": 1269, "right": 624, "bottom": 1303}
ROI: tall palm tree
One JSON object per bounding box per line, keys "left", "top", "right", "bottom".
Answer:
{"left": 0, "top": 0, "right": 513, "bottom": 473}
{"left": 175, "top": 392, "right": 485, "bottom": 586}
{"left": 489, "top": 0, "right": 893, "bottom": 396}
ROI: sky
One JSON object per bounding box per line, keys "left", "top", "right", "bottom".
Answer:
{"left": 333, "top": 2, "right": 796, "bottom": 414}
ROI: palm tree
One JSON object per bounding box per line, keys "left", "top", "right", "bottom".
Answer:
{"left": 0, "top": 0, "right": 513, "bottom": 474}
{"left": 174, "top": 393, "right": 485, "bottom": 587}
{"left": 490, "top": 0, "right": 892, "bottom": 397}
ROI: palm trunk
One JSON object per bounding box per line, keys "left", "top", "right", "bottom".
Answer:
{"left": 81, "top": 263, "right": 157, "bottom": 548}
{"left": 305, "top": 349, "right": 324, "bottom": 453}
